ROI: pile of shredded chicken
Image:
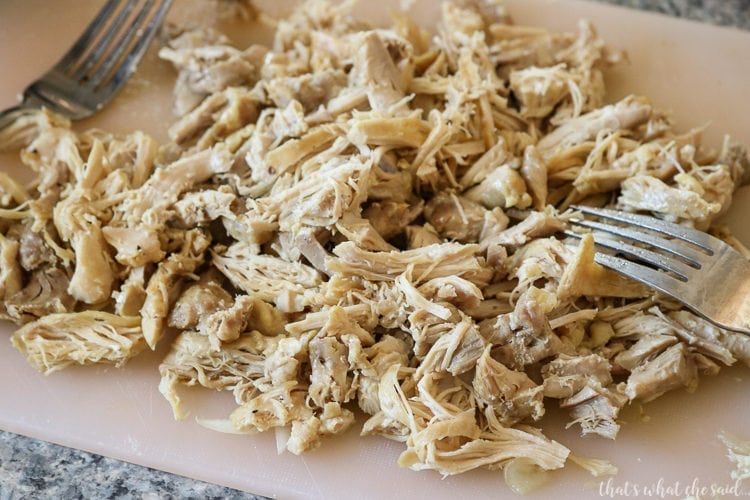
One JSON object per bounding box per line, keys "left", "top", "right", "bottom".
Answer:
{"left": 1, "top": 0, "right": 749, "bottom": 482}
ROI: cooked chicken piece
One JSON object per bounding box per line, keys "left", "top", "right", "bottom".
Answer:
{"left": 351, "top": 31, "right": 407, "bottom": 112}
{"left": 113, "top": 266, "right": 147, "bottom": 317}
{"left": 222, "top": 203, "right": 279, "bottom": 246}
{"left": 11, "top": 311, "right": 145, "bottom": 374}
{"left": 60, "top": 216, "right": 113, "bottom": 304}
{"left": 692, "top": 352, "right": 722, "bottom": 376}
{"left": 168, "top": 87, "right": 259, "bottom": 147}
{"left": 354, "top": 335, "right": 411, "bottom": 415}
{"left": 4, "top": 268, "right": 75, "bottom": 322}
{"left": 327, "top": 279, "right": 396, "bottom": 325}
{"left": 509, "top": 64, "right": 575, "bottom": 119}
{"left": 505, "top": 237, "right": 573, "bottom": 295}
{"left": 537, "top": 96, "right": 651, "bottom": 157}
{"left": 265, "top": 125, "right": 339, "bottom": 172}
{"left": 0, "top": 171, "right": 29, "bottom": 208}
{"left": 317, "top": 401, "right": 356, "bottom": 440}
{"left": 666, "top": 309, "right": 750, "bottom": 367}
{"left": 397, "top": 404, "right": 569, "bottom": 476}
{"left": 363, "top": 200, "right": 422, "bottom": 240}
{"left": 610, "top": 308, "right": 676, "bottom": 336}
{"left": 405, "top": 224, "right": 442, "bottom": 249}
{"left": 558, "top": 234, "right": 650, "bottom": 300}
{"left": 103, "top": 130, "right": 159, "bottom": 189}
{"left": 17, "top": 111, "right": 76, "bottom": 194}
{"left": 213, "top": 241, "right": 323, "bottom": 312}
{"left": 328, "top": 241, "right": 492, "bottom": 286}
{"left": 367, "top": 155, "right": 414, "bottom": 203}
{"left": 553, "top": 18, "right": 617, "bottom": 114}
{"left": 309, "top": 336, "right": 352, "bottom": 406}
{"left": 142, "top": 230, "right": 211, "bottom": 349}
{"left": 160, "top": 28, "right": 267, "bottom": 115}
{"left": 482, "top": 207, "right": 566, "bottom": 249}
{"left": 407, "top": 307, "right": 458, "bottom": 358}
{"left": 483, "top": 287, "right": 563, "bottom": 370}
{"left": 686, "top": 166, "right": 735, "bottom": 220}
{"left": 719, "top": 136, "right": 750, "bottom": 186}
{"left": 263, "top": 335, "right": 306, "bottom": 388}
{"left": 172, "top": 188, "right": 237, "bottom": 227}
{"left": 561, "top": 384, "right": 628, "bottom": 439}
{"left": 548, "top": 309, "right": 597, "bottom": 343}
{"left": 568, "top": 128, "right": 706, "bottom": 198}
{"left": 285, "top": 402, "right": 356, "bottom": 454}
{"left": 49, "top": 140, "right": 115, "bottom": 305}
{"left": 268, "top": 100, "right": 309, "bottom": 142}
{"left": 232, "top": 383, "right": 355, "bottom": 455}
{"left": 542, "top": 353, "right": 612, "bottom": 399}
{"left": 160, "top": 330, "right": 276, "bottom": 419}
{"left": 102, "top": 224, "right": 165, "bottom": 268}
{"left": 486, "top": 19, "right": 564, "bottom": 67}
{"left": 617, "top": 174, "right": 722, "bottom": 223}
{"left": 614, "top": 334, "right": 677, "bottom": 372}
{"left": 441, "top": 2, "right": 486, "bottom": 45}
{"left": 0, "top": 107, "right": 51, "bottom": 152}
{"left": 473, "top": 346, "right": 544, "bottom": 425}
{"left": 624, "top": 343, "right": 698, "bottom": 402}
{"left": 13, "top": 222, "right": 60, "bottom": 271}
{"left": 266, "top": 70, "right": 348, "bottom": 114}
{"left": 348, "top": 115, "right": 431, "bottom": 148}
{"left": 335, "top": 213, "right": 396, "bottom": 251}
{"left": 279, "top": 227, "right": 332, "bottom": 274}
{"left": 520, "top": 145, "right": 548, "bottom": 210}
{"left": 265, "top": 155, "right": 372, "bottom": 232}
{"left": 230, "top": 381, "right": 308, "bottom": 432}
{"left": 459, "top": 139, "right": 512, "bottom": 189}
{"left": 363, "top": 369, "right": 437, "bottom": 460}
{"left": 54, "top": 188, "right": 115, "bottom": 304}
{"left": 418, "top": 276, "right": 483, "bottom": 310}
{"left": 0, "top": 236, "right": 22, "bottom": 305}
{"left": 115, "top": 147, "right": 232, "bottom": 226}
{"left": 287, "top": 302, "right": 378, "bottom": 336}
{"left": 416, "top": 312, "right": 486, "bottom": 376}
{"left": 410, "top": 110, "right": 458, "bottom": 184}
{"left": 169, "top": 278, "right": 233, "bottom": 330}
{"left": 424, "top": 191, "right": 488, "bottom": 242}
{"left": 310, "top": 308, "right": 373, "bottom": 349}
{"left": 247, "top": 297, "right": 288, "bottom": 337}
{"left": 464, "top": 298, "right": 514, "bottom": 320}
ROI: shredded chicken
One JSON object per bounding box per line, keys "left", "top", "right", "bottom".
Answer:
{"left": 1, "top": 0, "right": 749, "bottom": 487}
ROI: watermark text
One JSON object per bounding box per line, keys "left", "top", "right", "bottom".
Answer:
{"left": 598, "top": 477, "right": 748, "bottom": 498}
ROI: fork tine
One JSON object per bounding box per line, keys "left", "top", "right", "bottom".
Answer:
{"left": 87, "top": 0, "right": 156, "bottom": 89}
{"left": 69, "top": 0, "right": 139, "bottom": 81}
{"left": 563, "top": 230, "right": 694, "bottom": 280}
{"left": 570, "top": 217, "right": 706, "bottom": 268}
{"left": 593, "top": 252, "right": 693, "bottom": 303}
{"left": 571, "top": 205, "right": 719, "bottom": 254}
{"left": 53, "top": 0, "right": 123, "bottom": 71}
{"left": 98, "top": 0, "right": 173, "bottom": 96}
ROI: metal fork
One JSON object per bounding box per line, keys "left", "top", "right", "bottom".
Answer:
{"left": 565, "top": 205, "right": 750, "bottom": 336}
{"left": 0, "top": 0, "right": 173, "bottom": 130}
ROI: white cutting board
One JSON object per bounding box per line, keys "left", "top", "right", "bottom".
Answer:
{"left": 1, "top": 1, "right": 749, "bottom": 498}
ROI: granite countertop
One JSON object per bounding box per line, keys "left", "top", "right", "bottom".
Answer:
{"left": 1, "top": 1, "right": 749, "bottom": 499}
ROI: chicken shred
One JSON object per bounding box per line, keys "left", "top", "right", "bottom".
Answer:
{"left": 1, "top": 0, "right": 749, "bottom": 486}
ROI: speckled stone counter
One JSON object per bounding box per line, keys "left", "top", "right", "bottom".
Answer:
{"left": 1, "top": 1, "right": 748, "bottom": 499}
{"left": 598, "top": 0, "right": 750, "bottom": 30}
